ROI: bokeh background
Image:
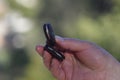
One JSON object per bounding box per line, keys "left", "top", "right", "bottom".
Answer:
{"left": 0, "top": 0, "right": 120, "bottom": 80}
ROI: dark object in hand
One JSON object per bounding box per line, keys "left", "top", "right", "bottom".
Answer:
{"left": 43, "top": 24, "right": 65, "bottom": 61}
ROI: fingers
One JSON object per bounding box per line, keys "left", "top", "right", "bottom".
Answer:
{"left": 61, "top": 53, "right": 74, "bottom": 80}
{"left": 36, "top": 45, "right": 60, "bottom": 70}
{"left": 55, "top": 36, "right": 114, "bottom": 69}
{"left": 36, "top": 45, "right": 51, "bottom": 68}
{"left": 36, "top": 45, "right": 44, "bottom": 56}
{"left": 50, "top": 59, "right": 61, "bottom": 76}
{"left": 43, "top": 51, "right": 52, "bottom": 69}
{"left": 36, "top": 36, "right": 116, "bottom": 71}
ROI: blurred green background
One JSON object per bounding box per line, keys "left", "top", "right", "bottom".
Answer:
{"left": 0, "top": 0, "right": 120, "bottom": 80}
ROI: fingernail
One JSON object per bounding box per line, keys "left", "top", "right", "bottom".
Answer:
{"left": 55, "top": 35, "right": 64, "bottom": 42}
{"left": 35, "top": 45, "right": 41, "bottom": 52}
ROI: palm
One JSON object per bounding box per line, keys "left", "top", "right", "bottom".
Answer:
{"left": 50, "top": 48, "right": 107, "bottom": 80}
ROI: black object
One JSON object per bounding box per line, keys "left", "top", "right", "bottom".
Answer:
{"left": 43, "top": 24, "right": 65, "bottom": 61}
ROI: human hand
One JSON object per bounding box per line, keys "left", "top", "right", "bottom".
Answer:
{"left": 36, "top": 36, "right": 120, "bottom": 80}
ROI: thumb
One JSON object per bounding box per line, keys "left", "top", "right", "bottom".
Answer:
{"left": 55, "top": 36, "right": 89, "bottom": 52}
{"left": 55, "top": 36, "right": 116, "bottom": 69}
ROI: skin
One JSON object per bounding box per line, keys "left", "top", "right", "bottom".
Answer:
{"left": 36, "top": 36, "right": 120, "bottom": 80}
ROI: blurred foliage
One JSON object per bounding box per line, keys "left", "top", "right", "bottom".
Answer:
{"left": 7, "top": 0, "right": 38, "bottom": 18}
{"left": 2, "top": 0, "right": 120, "bottom": 80}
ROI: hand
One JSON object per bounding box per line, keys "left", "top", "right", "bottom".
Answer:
{"left": 36, "top": 36, "right": 120, "bottom": 80}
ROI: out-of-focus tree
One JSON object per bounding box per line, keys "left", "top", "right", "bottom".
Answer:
{"left": 3, "top": 0, "right": 120, "bottom": 80}
{"left": 5, "top": 0, "right": 55, "bottom": 80}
